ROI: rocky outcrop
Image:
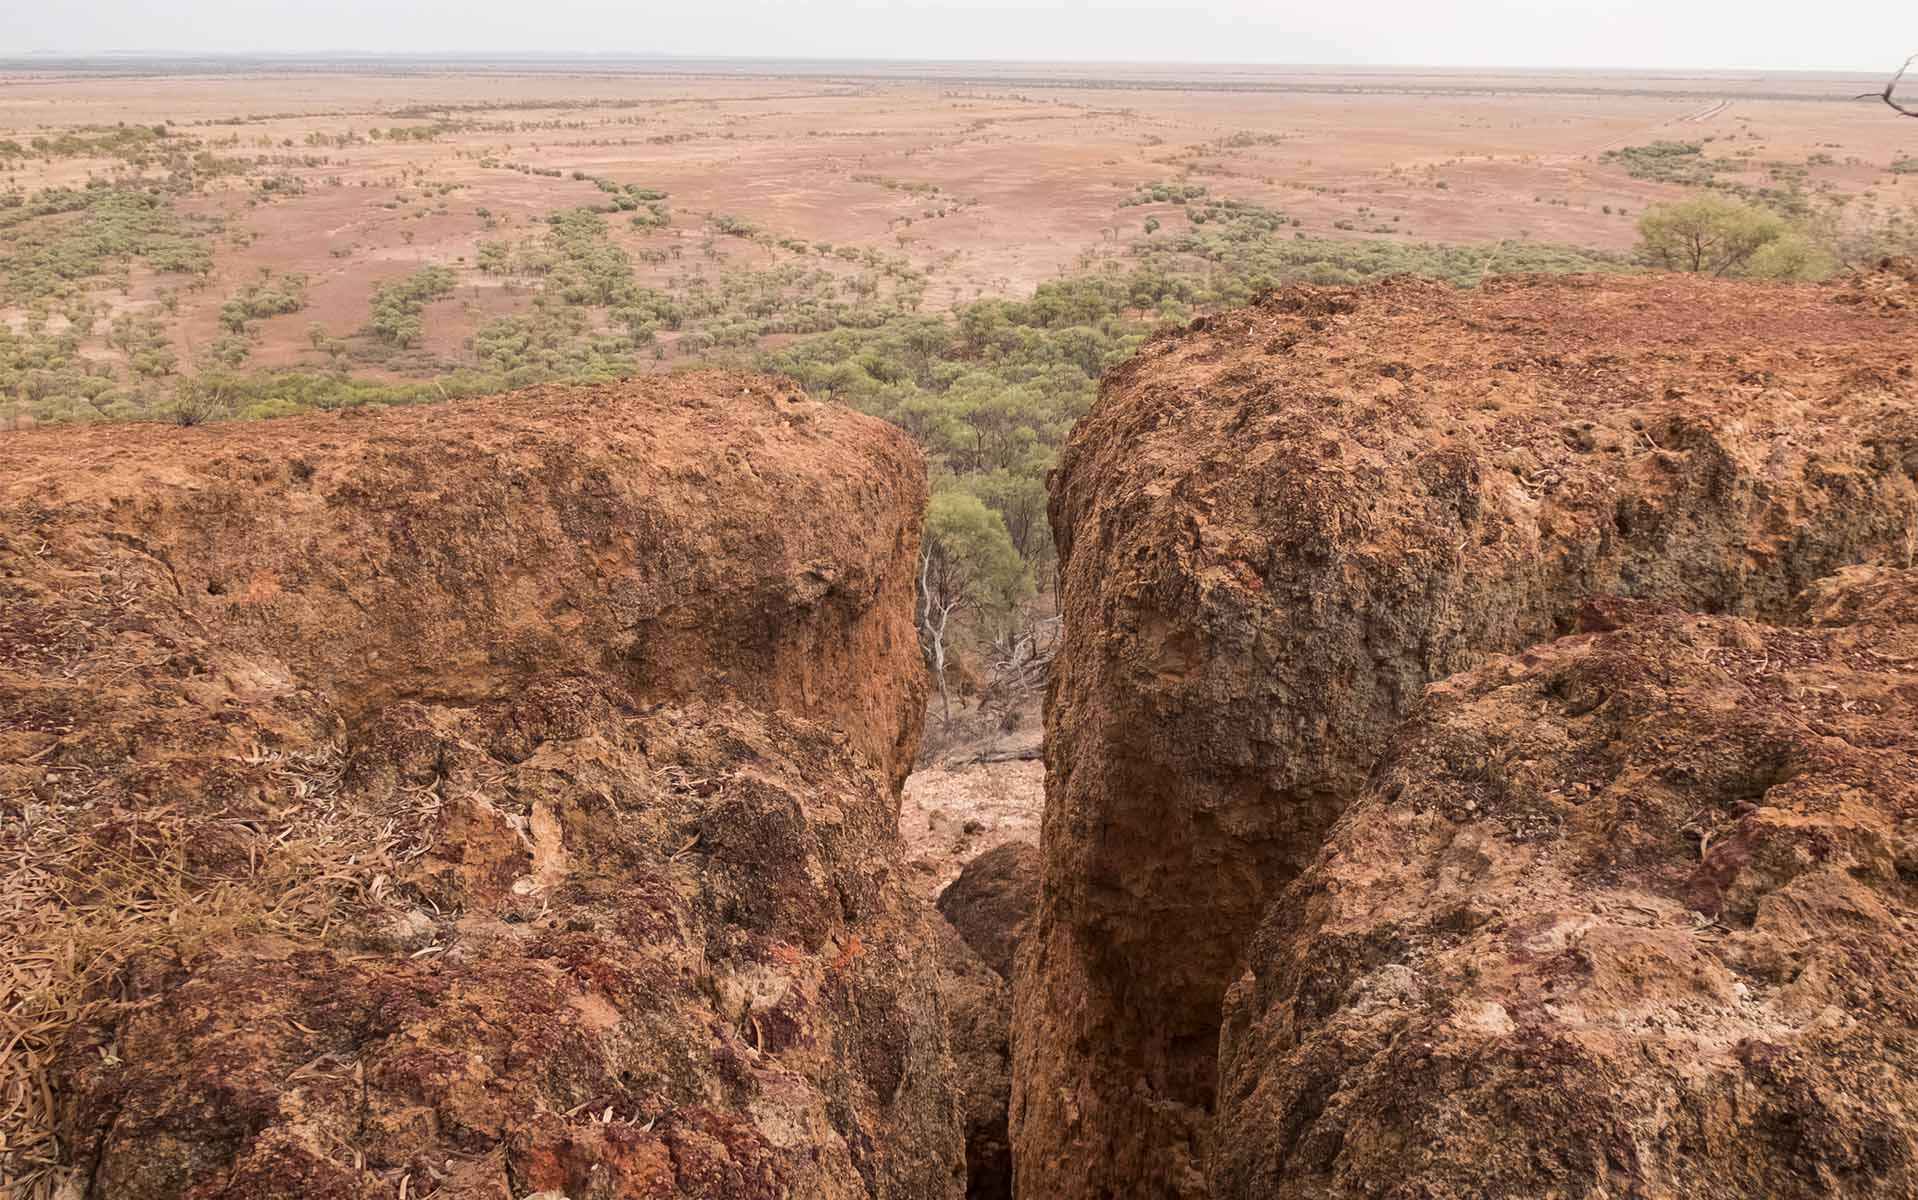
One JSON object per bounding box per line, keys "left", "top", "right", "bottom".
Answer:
{"left": 1013, "top": 275, "right": 1918, "bottom": 1200}
{"left": 0, "top": 370, "right": 925, "bottom": 789}
{"left": 1212, "top": 574, "right": 1918, "bottom": 1199}
{"left": 1, "top": 373, "right": 963, "bottom": 1199}
{"left": 937, "top": 842, "right": 1040, "bottom": 979}
{"left": 1836, "top": 255, "right": 1917, "bottom": 312}
{"left": 61, "top": 700, "right": 964, "bottom": 1200}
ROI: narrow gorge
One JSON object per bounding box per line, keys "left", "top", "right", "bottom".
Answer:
{"left": 1014, "top": 270, "right": 1918, "bottom": 1200}
{"left": 5, "top": 269, "right": 1917, "bottom": 1200}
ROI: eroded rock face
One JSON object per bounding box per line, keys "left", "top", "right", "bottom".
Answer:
{"left": 934, "top": 920, "right": 1015, "bottom": 1200}
{"left": 61, "top": 700, "right": 963, "bottom": 1200}
{"left": 930, "top": 842, "right": 1037, "bottom": 1200}
{"left": 1014, "top": 275, "right": 1918, "bottom": 1200}
{"left": 0, "top": 370, "right": 925, "bottom": 788}
{"left": 1, "top": 373, "right": 962, "bottom": 1199}
{"left": 937, "top": 841, "right": 1040, "bottom": 979}
{"left": 1212, "top": 574, "right": 1918, "bottom": 1199}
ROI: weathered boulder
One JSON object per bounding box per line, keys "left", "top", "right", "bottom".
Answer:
{"left": 58, "top": 699, "right": 964, "bottom": 1200}
{"left": 1, "top": 373, "right": 962, "bottom": 1199}
{"left": 0, "top": 369, "right": 925, "bottom": 788}
{"left": 1212, "top": 572, "right": 1918, "bottom": 1199}
{"left": 937, "top": 841, "right": 1041, "bottom": 979}
{"left": 1013, "top": 275, "right": 1918, "bottom": 1199}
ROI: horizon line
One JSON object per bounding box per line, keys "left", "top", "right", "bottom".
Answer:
{"left": 0, "top": 50, "right": 1897, "bottom": 76}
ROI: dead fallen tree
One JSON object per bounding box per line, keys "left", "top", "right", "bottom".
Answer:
{"left": 952, "top": 746, "right": 1044, "bottom": 766}
{"left": 978, "top": 616, "right": 1059, "bottom": 715}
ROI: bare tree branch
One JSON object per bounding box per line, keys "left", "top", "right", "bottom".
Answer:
{"left": 1859, "top": 54, "right": 1918, "bottom": 117}
{"left": 951, "top": 747, "right": 1043, "bottom": 766}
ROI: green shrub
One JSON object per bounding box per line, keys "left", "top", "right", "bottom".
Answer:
{"left": 219, "top": 273, "right": 308, "bottom": 333}
{"left": 367, "top": 265, "right": 457, "bottom": 347}
{"left": 1634, "top": 194, "right": 1823, "bottom": 278}
{"left": 1601, "top": 141, "right": 1741, "bottom": 187}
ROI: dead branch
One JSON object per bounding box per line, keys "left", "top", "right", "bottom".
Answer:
{"left": 1859, "top": 54, "right": 1918, "bottom": 117}
{"left": 952, "top": 746, "right": 1043, "bottom": 766}
{"left": 977, "top": 616, "right": 1060, "bottom": 712}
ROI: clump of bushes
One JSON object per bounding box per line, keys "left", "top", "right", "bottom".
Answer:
{"left": 1633, "top": 194, "right": 1830, "bottom": 279}
{"left": 0, "top": 183, "right": 217, "bottom": 304}
{"left": 219, "top": 273, "right": 308, "bottom": 334}
{"left": 367, "top": 265, "right": 457, "bottom": 347}
{"left": 1601, "top": 141, "right": 1743, "bottom": 188}
{"left": 1121, "top": 182, "right": 1211, "bottom": 207}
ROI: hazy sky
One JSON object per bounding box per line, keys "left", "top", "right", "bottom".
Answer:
{"left": 11, "top": 0, "right": 1917, "bottom": 71}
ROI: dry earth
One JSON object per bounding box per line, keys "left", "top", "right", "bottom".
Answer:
{"left": 4, "top": 62, "right": 1916, "bottom": 377}
{"left": 901, "top": 696, "right": 1043, "bottom": 903}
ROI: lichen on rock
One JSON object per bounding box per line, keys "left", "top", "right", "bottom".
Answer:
{"left": 1213, "top": 571, "right": 1918, "bottom": 1199}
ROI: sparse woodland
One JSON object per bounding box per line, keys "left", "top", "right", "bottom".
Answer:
{"left": 3, "top": 71, "right": 1918, "bottom": 698}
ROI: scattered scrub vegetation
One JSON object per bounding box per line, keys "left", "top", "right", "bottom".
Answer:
{"left": 1, "top": 183, "right": 217, "bottom": 304}
{"left": 6, "top": 101, "right": 1915, "bottom": 640}
{"left": 366, "top": 265, "right": 457, "bottom": 347}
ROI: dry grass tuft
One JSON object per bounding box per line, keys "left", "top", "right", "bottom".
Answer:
{"left": 0, "top": 742, "right": 443, "bottom": 1200}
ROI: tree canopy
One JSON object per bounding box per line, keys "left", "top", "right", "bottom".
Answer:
{"left": 1634, "top": 195, "right": 1824, "bottom": 278}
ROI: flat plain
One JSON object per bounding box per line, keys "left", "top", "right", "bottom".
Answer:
{"left": 2, "top": 58, "right": 1914, "bottom": 412}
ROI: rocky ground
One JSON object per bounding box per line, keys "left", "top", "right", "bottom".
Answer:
{"left": 0, "top": 373, "right": 963, "bottom": 1200}
{"left": 1212, "top": 571, "right": 1918, "bottom": 1199}
{"left": 901, "top": 695, "right": 1043, "bottom": 904}
{"left": 904, "top": 699, "right": 1043, "bottom": 1200}
{"left": 5, "top": 271, "right": 1917, "bottom": 1200}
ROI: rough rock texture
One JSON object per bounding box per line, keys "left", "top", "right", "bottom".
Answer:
{"left": 1013, "top": 274, "right": 1918, "bottom": 1200}
{"left": 1835, "top": 255, "right": 1917, "bottom": 313}
{"left": 1, "top": 373, "right": 964, "bottom": 1199}
{"left": 929, "top": 842, "right": 1037, "bottom": 1200}
{"left": 0, "top": 370, "right": 925, "bottom": 789}
{"left": 937, "top": 842, "right": 1041, "bottom": 979}
{"left": 934, "top": 921, "right": 1015, "bottom": 1200}
{"left": 1798, "top": 561, "right": 1918, "bottom": 627}
{"left": 1212, "top": 575, "right": 1918, "bottom": 1199}
{"left": 60, "top": 700, "right": 963, "bottom": 1200}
